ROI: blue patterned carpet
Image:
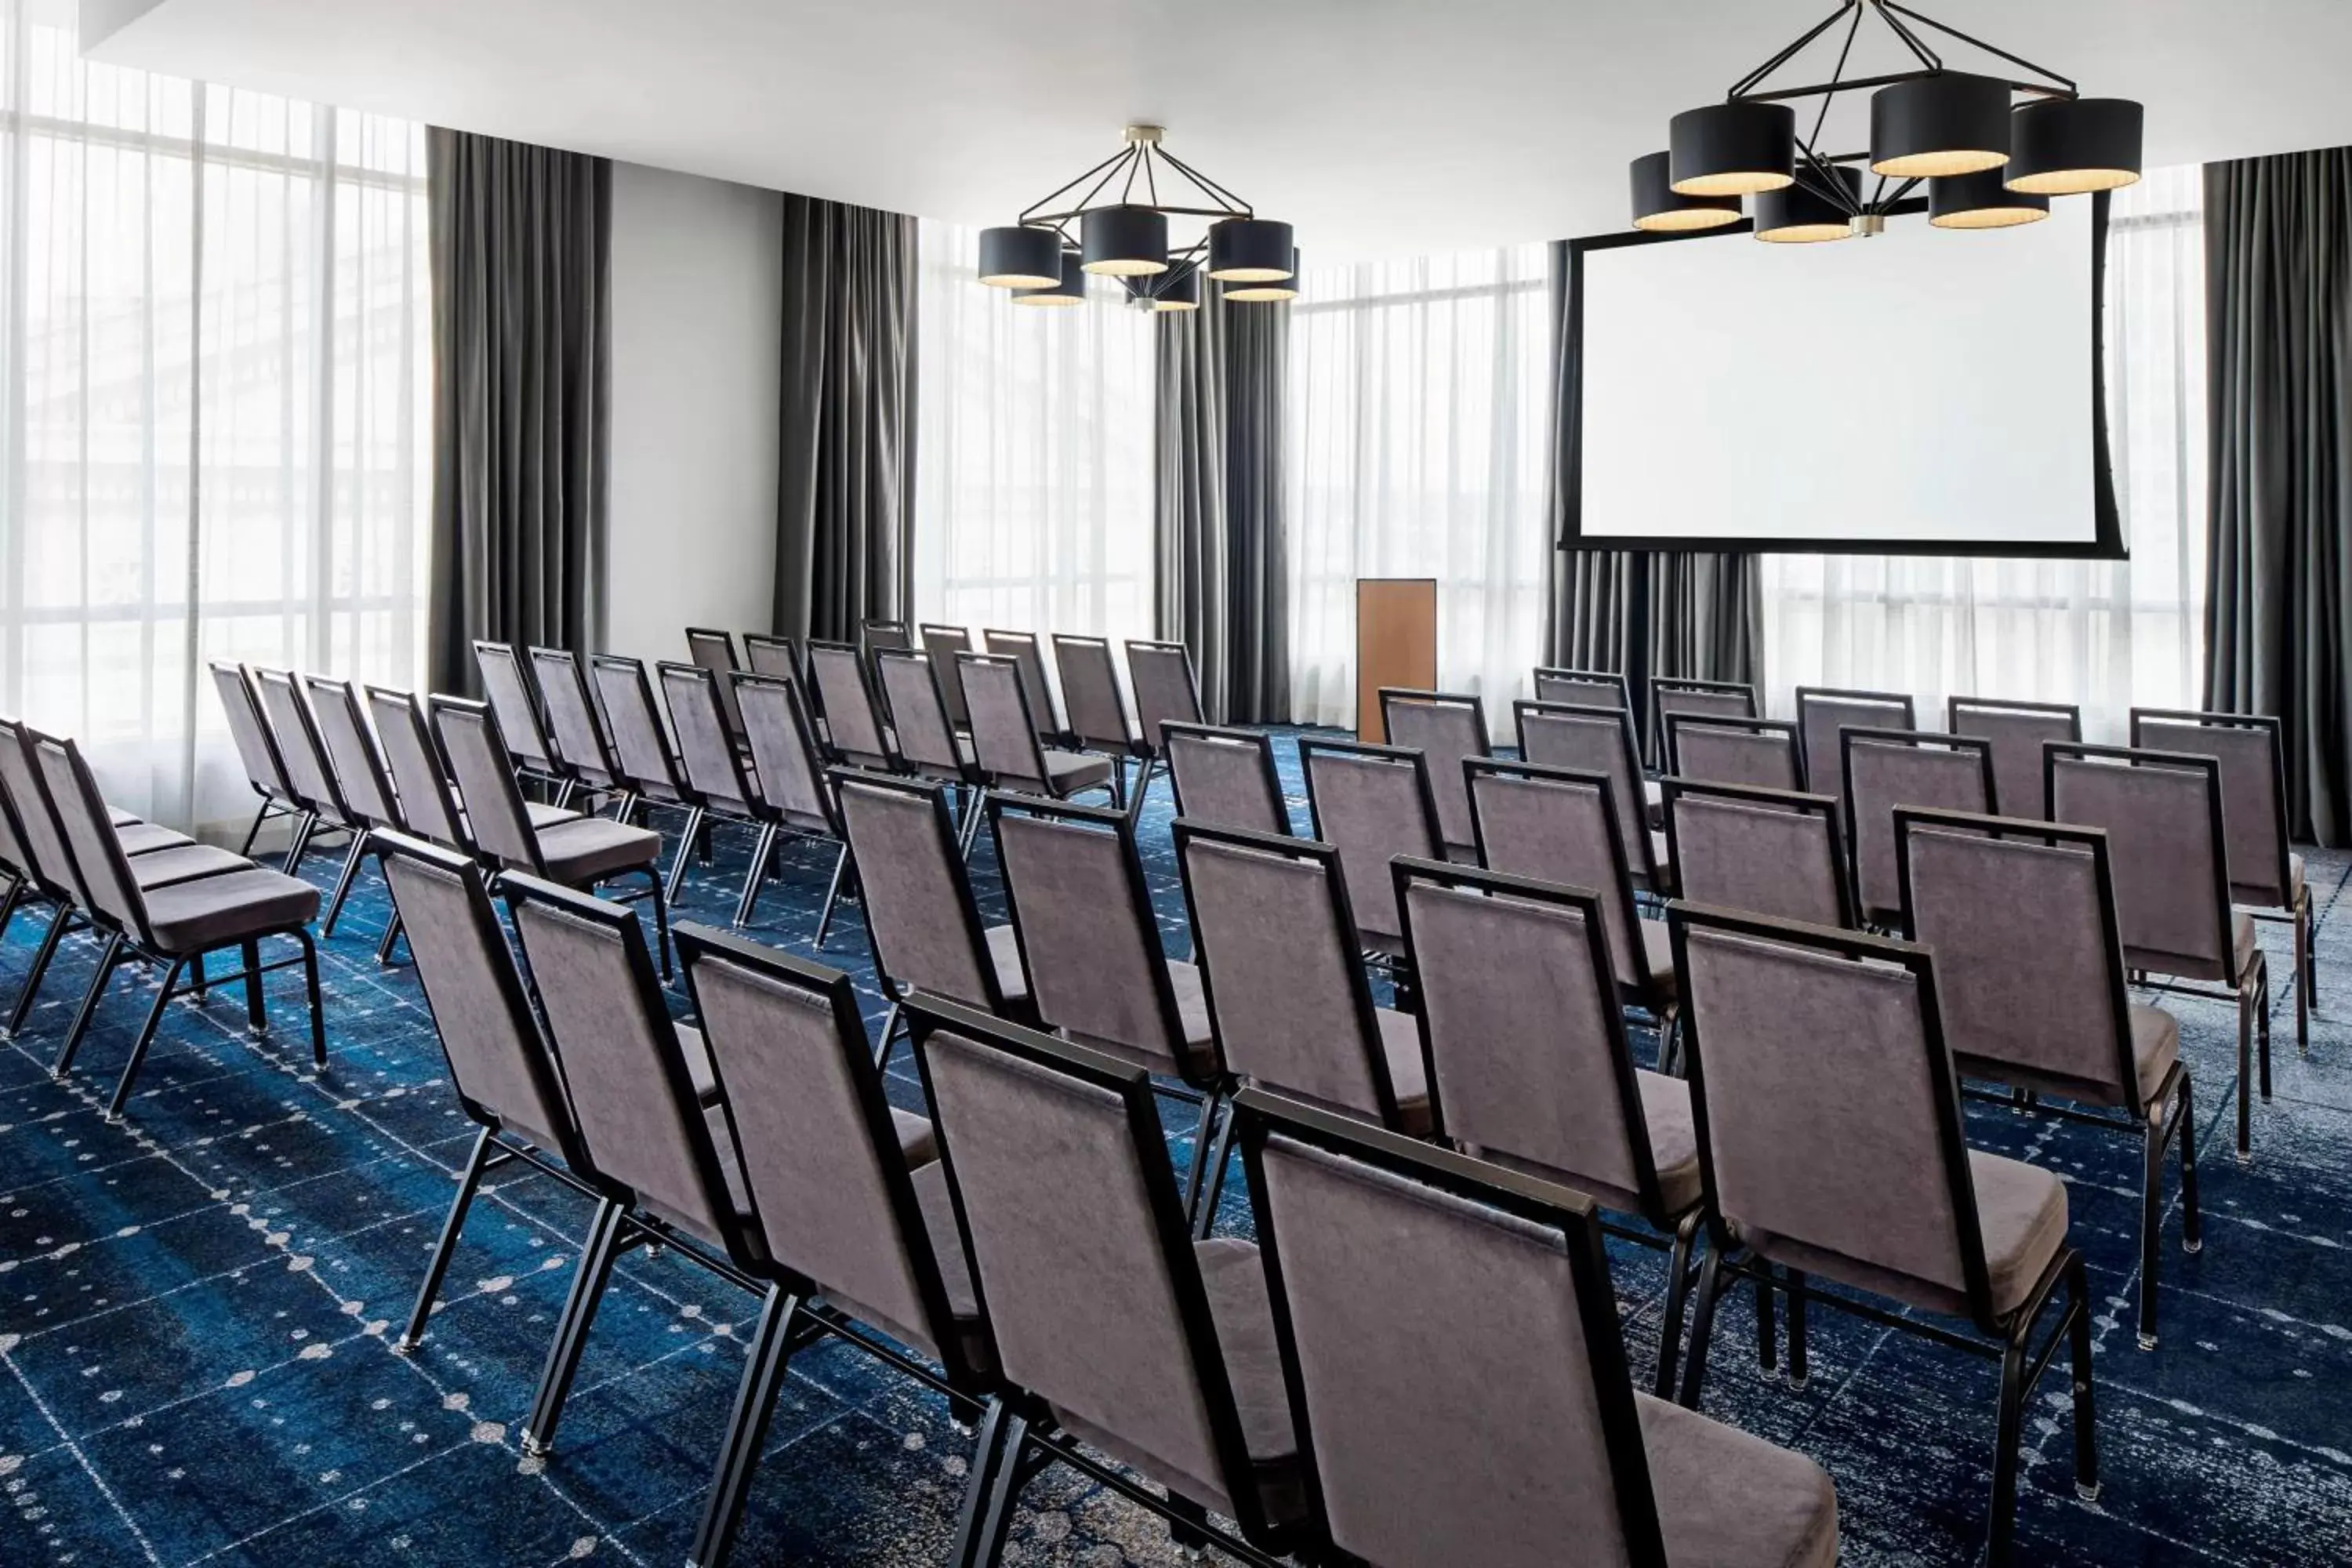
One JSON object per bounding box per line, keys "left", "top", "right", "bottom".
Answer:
{"left": 2, "top": 731, "right": 2351, "bottom": 1566}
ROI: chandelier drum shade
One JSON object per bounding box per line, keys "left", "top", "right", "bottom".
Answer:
{"left": 1626, "top": 1, "right": 2142, "bottom": 246}
{"left": 977, "top": 124, "right": 1298, "bottom": 310}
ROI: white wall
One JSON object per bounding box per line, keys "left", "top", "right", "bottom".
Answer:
{"left": 604, "top": 161, "right": 782, "bottom": 666}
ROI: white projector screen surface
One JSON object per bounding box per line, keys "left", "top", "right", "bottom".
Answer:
{"left": 1573, "top": 198, "right": 2111, "bottom": 555}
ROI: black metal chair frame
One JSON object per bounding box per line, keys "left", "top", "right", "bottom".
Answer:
{"left": 1123, "top": 637, "right": 1208, "bottom": 815}
{"left": 299, "top": 673, "right": 405, "bottom": 939}
{"left": 1047, "top": 633, "right": 1142, "bottom": 809}
{"left": 1295, "top": 733, "right": 1447, "bottom": 985}
{"left": 1793, "top": 684, "right": 1918, "bottom": 792}
{"left": 1837, "top": 725, "right": 1998, "bottom": 927}
{"left": 528, "top": 645, "right": 632, "bottom": 815}
{"left": 1661, "top": 712, "right": 1802, "bottom": 782}
{"left": 707, "top": 666, "right": 855, "bottom": 938}
{"left": 1658, "top": 775, "right": 1858, "bottom": 932}
{"left": 252, "top": 665, "right": 363, "bottom": 880}
{"left": 875, "top": 646, "right": 989, "bottom": 853}
{"left": 1160, "top": 720, "right": 1290, "bottom": 837}
{"left": 682, "top": 625, "right": 748, "bottom": 746}
{"left": 474, "top": 640, "right": 574, "bottom": 806}
{"left": 1651, "top": 675, "right": 1760, "bottom": 768}
{"left": 980, "top": 627, "right": 1065, "bottom": 743}
{"left": 1533, "top": 664, "right": 1634, "bottom": 712}
{"left": 953, "top": 651, "right": 1120, "bottom": 810}
{"left": 1510, "top": 699, "right": 1664, "bottom": 891}
{"left": 211, "top": 661, "right": 307, "bottom": 855}
{"left": 589, "top": 652, "right": 710, "bottom": 903}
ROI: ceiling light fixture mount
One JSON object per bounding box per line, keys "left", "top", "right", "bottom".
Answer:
{"left": 1628, "top": 0, "right": 2141, "bottom": 243}
{"left": 979, "top": 124, "right": 1295, "bottom": 311}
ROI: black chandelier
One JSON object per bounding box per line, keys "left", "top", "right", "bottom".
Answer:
{"left": 1631, "top": 1, "right": 2143, "bottom": 241}
{"left": 977, "top": 125, "right": 1296, "bottom": 311}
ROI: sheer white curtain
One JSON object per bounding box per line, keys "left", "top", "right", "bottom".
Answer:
{"left": 912, "top": 219, "right": 1154, "bottom": 642}
{"left": 1759, "top": 166, "right": 2207, "bottom": 740}
{"left": 1285, "top": 245, "right": 1550, "bottom": 733}
{"left": 1, "top": 0, "right": 430, "bottom": 833}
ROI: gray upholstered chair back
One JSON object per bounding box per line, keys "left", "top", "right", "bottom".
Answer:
{"left": 918, "top": 624, "right": 975, "bottom": 728}
{"left": 473, "top": 641, "right": 556, "bottom": 773}
{"left": 1465, "top": 762, "right": 1646, "bottom": 994}
{"left": 1164, "top": 723, "right": 1289, "bottom": 837}
{"left": 1532, "top": 667, "right": 1629, "bottom": 710}
{"left": 1378, "top": 690, "right": 1488, "bottom": 855}
{"left": 731, "top": 673, "right": 833, "bottom": 832}
{"left": 742, "top": 633, "right": 799, "bottom": 681}
{"left": 1400, "top": 862, "right": 1657, "bottom": 1212}
{"left": 834, "top": 771, "right": 1001, "bottom": 1008}
{"left": 211, "top": 662, "right": 294, "bottom": 800}
{"left": 862, "top": 619, "right": 913, "bottom": 654}
{"left": 910, "top": 1004, "right": 1263, "bottom": 1526}
{"left": 875, "top": 649, "right": 965, "bottom": 776}
{"left": 0, "top": 742, "right": 31, "bottom": 881}
{"left": 0, "top": 718, "right": 89, "bottom": 903}
{"left": 1051, "top": 633, "right": 1134, "bottom": 753}
{"left": 1664, "top": 781, "right": 1850, "bottom": 928}
{"left": 680, "top": 927, "right": 972, "bottom": 1374}
{"left": 1653, "top": 677, "right": 1758, "bottom": 733}
{"left": 1795, "top": 687, "right": 1915, "bottom": 797}
{"left": 1666, "top": 715, "right": 1802, "bottom": 793}
{"left": 1175, "top": 825, "right": 1394, "bottom": 1124}
{"left": 32, "top": 731, "right": 144, "bottom": 938}
{"left": 808, "top": 640, "right": 891, "bottom": 766}
{"left": 379, "top": 831, "right": 582, "bottom": 1163}
{"left": 254, "top": 667, "right": 344, "bottom": 819}
{"left": 589, "top": 655, "right": 685, "bottom": 801}
{"left": 528, "top": 648, "right": 619, "bottom": 789}
{"left": 982, "top": 629, "right": 1062, "bottom": 737}
{"left": 991, "top": 798, "right": 1196, "bottom": 1079}
{"left": 659, "top": 662, "right": 758, "bottom": 815}
{"left": 2048, "top": 745, "right": 2234, "bottom": 982}
{"left": 301, "top": 674, "right": 398, "bottom": 829}
{"left": 959, "top": 654, "right": 1052, "bottom": 793}
{"left": 1242, "top": 1101, "right": 1667, "bottom": 1568}
{"left": 366, "top": 686, "right": 466, "bottom": 850}
{"left": 1841, "top": 729, "right": 1994, "bottom": 924}
{"left": 682, "top": 626, "right": 745, "bottom": 742}
{"left": 1946, "top": 696, "right": 2078, "bottom": 821}
{"left": 1299, "top": 739, "right": 1442, "bottom": 949}
{"left": 433, "top": 699, "right": 541, "bottom": 869}
{"left": 1126, "top": 640, "right": 1203, "bottom": 753}
{"left": 506, "top": 877, "right": 746, "bottom": 1252}
{"left": 2131, "top": 710, "right": 2292, "bottom": 909}
{"left": 1513, "top": 701, "right": 1650, "bottom": 883}
{"left": 1897, "top": 811, "right": 2139, "bottom": 1109}
{"left": 1671, "top": 904, "right": 1991, "bottom": 1323}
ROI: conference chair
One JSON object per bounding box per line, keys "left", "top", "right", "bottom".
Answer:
{"left": 1664, "top": 713, "right": 1802, "bottom": 792}
{"left": 805, "top": 638, "right": 894, "bottom": 770}
{"left": 589, "top": 653, "right": 707, "bottom": 899}
{"left": 1297, "top": 735, "right": 1446, "bottom": 969}
{"left": 474, "top": 641, "right": 572, "bottom": 804}
{"left": 1661, "top": 779, "right": 1854, "bottom": 930}
{"left": 1838, "top": 727, "right": 1996, "bottom": 927}
{"left": 252, "top": 666, "right": 359, "bottom": 878}
{"left": 33, "top": 728, "right": 323, "bottom": 1120}
{"left": 1898, "top": 805, "right": 2201, "bottom": 1348}
{"left": 687, "top": 665, "right": 850, "bottom": 936}
{"left": 832, "top": 769, "right": 1033, "bottom": 1055}
{"left": 2131, "top": 707, "right": 2312, "bottom": 1049}
{"left": 861, "top": 618, "right": 913, "bottom": 655}
{"left": 741, "top": 632, "right": 800, "bottom": 681}
{"left": 299, "top": 673, "right": 411, "bottom": 938}
{"left": 1377, "top": 688, "right": 1490, "bottom": 862}
{"left": 210, "top": 661, "right": 306, "bottom": 855}
{"left": 1652, "top": 674, "right": 1759, "bottom": 742}
{"left": 1946, "top": 695, "right": 2080, "bottom": 822}
{"left": 956, "top": 652, "right": 1117, "bottom": 804}
{"left": 1668, "top": 899, "right": 2098, "bottom": 1568}
{"left": 980, "top": 628, "right": 1064, "bottom": 741}
{"left": 1163, "top": 721, "right": 1290, "bottom": 837}
{"left": 682, "top": 626, "right": 747, "bottom": 746}
{"left": 1233, "top": 1088, "right": 1841, "bottom": 1568}
{"left": 919, "top": 622, "right": 977, "bottom": 729}
{"left": 904, "top": 996, "right": 1314, "bottom": 1568}
{"left": 1793, "top": 685, "right": 1915, "bottom": 797}
{"left": 1513, "top": 699, "right": 1666, "bottom": 891}
{"left": 529, "top": 646, "right": 630, "bottom": 809}
{"left": 1465, "top": 758, "right": 1679, "bottom": 1057}
{"left": 873, "top": 648, "right": 985, "bottom": 848}
{"left": 1125, "top": 637, "right": 1207, "bottom": 810}
{"left": 2048, "top": 742, "right": 2270, "bottom": 1160}
{"left": 1532, "top": 665, "right": 1632, "bottom": 711}
{"left": 1051, "top": 633, "right": 1142, "bottom": 804}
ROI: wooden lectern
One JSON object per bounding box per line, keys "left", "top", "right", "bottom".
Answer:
{"left": 1355, "top": 578, "right": 1438, "bottom": 742}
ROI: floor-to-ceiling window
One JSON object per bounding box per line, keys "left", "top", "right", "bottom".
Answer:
{"left": 911, "top": 219, "right": 1154, "bottom": 641}
{"left": 1284, "top": 245, "right": 1551, "bottom": 733}
{"left": 1, "top": 0, "right": 430, "bottom": 831}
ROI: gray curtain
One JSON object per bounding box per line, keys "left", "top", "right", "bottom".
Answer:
{"left": 774, "top": 194, "right": 918, "bottom": 644}
{"left": 1541, "top": 240, "right": 1762, "bottom": 688}
{"left": 2204, "top": 148, "right": 2352, "bottom": 844}
{"left": 426, "top": 129, "right": 612, "bottom": 695}
{"left": 1155, "top": 285, "right": 1290, "bottom": 724}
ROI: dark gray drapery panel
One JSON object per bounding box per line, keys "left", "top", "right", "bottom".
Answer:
{"left": 774, "top": 194, "right": 918, "bottom": 644}
{"left": 2205, "top": 148, "right": 2352, "bottom": 844}
{"left": 427, "top": 129, "right": 612, "bottom": 695}
{"left": 1155, "top": 287, "right": 1290, "bottom": 724}
{"left": 1541, "top": 240, "right": 1762, "bottom": 688}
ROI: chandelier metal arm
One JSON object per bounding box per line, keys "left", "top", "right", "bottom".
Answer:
{"left": 1727, "top": 0, "right": 2077, "bottom": 111}
{"left": 1880, "top": 2, "right": 2075, "bottom": 97}
{"left": 1728, "top": 0, "right": 1862, "bottom": 101}
{"left": 1871, "top": 2, "right": 1945, "bottom": 75}
{"left": 1017, "top": 143, "right": 1138, "bottom": 230}
{"left": 1806, "top": 1, "right": 1868, "bottom": 150}
{"left": 1152, "top": 146, "right": 1254, "bottom": 220}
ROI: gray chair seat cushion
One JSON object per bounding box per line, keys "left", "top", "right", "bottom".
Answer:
{"left": 1042, "top": 749, "right": 1114, "bottom": 796}
{"left": 1635, "top": 1069, "right": 1704, "bottom": 1215}
{"left": 117, "top": 822, "right": 193, "bottom": 855}
{"left": 1649, "top": 829, "right": 1672, "bottom": 873}
{"left": 891, "top": 1106, "right": 940, "bottom": 1168}
{"left": 1370, "top": 1007, "right": 1433, "bottom": 1134}
{"left": 983, "top": 924, "right": 1030, "bottom": 1006}
{"left": 1956, "top": 1000, "right": 2183, "bottom": 1117}
{"left": 2125, "top": 911, "right": 2257, "bottom": 988}
{"left": 1644, "top": 776, "right": 1665, "bottom": 832}
{"left": 2127, "top": 1003, "right": 2181, "bottom": 1109}
{"left": 2233, "top": 851, "right": 2304, "bottom": 912}
{"left": 130, "top": 844, "right": 254, "bottom": 891}
{"left": 1638, "top": 1392, "right": 1840, "bottom": 1568}
{"left": 143, "top": 869, "right": 321, "bottom": 953}
{"left": 1639, "top": 919, "right": 1680, "bottom": 996}
{"left": 1164, "top": 958, "right": 1220, "bottom": 1076}
{"left": 108, "top": 806, "right": 140, "bottom": 828}
{"left": 532, "top": 816, "right": 661, "bottom": 885}
{"left": 1442, "top": 841, "right": 1482, "bottom": 865}
{"left": 524, "top": 800, "right": 581, "bottom": 829}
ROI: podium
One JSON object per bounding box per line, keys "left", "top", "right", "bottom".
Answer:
{"left": 1355, "top": 578, "right": 1438, "bottom": 742}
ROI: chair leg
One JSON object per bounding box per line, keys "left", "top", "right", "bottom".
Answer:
{"left": 664, "top": 807, "right": 706, "bottom": 906}
{"left": 2139, "top": 1105, "right": 2165, "bottom": 1350}
{"left": 105, "top": 957, "right": 187, "bottom": 1122}
{"left": 9, "top": 904, "right": 74, "bottom": 1037}
{"left": 376, "top": 913, "right": 406, "bottom": 968}
{"left": 189, "top": 950, "right": 207, "bottom": 999}
{"left": 948, "top": 1399, "right": 1014, "bottom": 1568}
{"left": 2067, "top": 1251, "right": 2101, "bottom": 1504}
{"left": 321, "top": 830, "right": 372, "bottom": 938}
{"left": 2177, "top": 1073, "right": 2202, "bottom": 1255}
{"left": 1166, "top": 1494, "right": 1212, "bottom": 1556}
{"left": 238, "top": 798, "right": 272, "bottom": 856}
{"left": 1755, "top": 1261, "right": 1779, "bottom": 1377}
{"left": 2303, "top": 888, "right": 2320, "bottom": 1008}
{"left": 732, "top": 823, "right": 778, "bottom": 930}
{"left": 1178, "top": 1090, "right": 1222, "bottom": 1227}
{"left": 241, "top": 938, "right": 267, "bottom": 1033}
{"left": 50, "top": 931, "right": 124, "bottom": 1080}
{"left": 687, "top": 1284, "right": 804, "bottom": 1568}
{"left": 637, "top": 866, "right": 673, "bottom": 982}
{"left": 813, "top": 842, "right": 850, "bottom": 950}
{"left": 283, "top": 811, "right": 319, "bottom": 878}
{"left": 1191, "top": 1094, "right": 1239, "bottom": 1240}
{"left": 1654, "top": 1214, "right": 1700, "bottom": 1398}
{"left": 1786, "top": 1269, "right": 1809, "bottom": 1390}
{"left": 1986, "top": 1316, "right": 2031, "bottom": 1568}
{"left": 2257, "top": 956, "right": 2273, "bottom": 1098}
{"left": 296, "top": 928, "right": 327, "bottom": 1067}
{"left": 397, "top": 1126, "right": 496, "bottom": 1353}
{"left": 523, "top": 1198, "right": 628, "bottom": 1457}
{"left": 1676, "top": 1246, "right": 1726, "bottom": 1409}
{"left": 962, "top": 1407, "right": 1032, "bottom": 1568}
{"left": 873, "top": 1000, "right": 902, "bottom": 1072}
{"left": 2235, "top": 982, "right": 2255, "bottom": 1163}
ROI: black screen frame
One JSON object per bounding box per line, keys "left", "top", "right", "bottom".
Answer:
{"left": 1557, "top": 192, "right": 2125, "bottom": 559}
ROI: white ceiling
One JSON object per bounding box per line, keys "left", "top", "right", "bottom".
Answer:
{"left": 82, "top": 0, "right": 2352, "bottom": 257}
